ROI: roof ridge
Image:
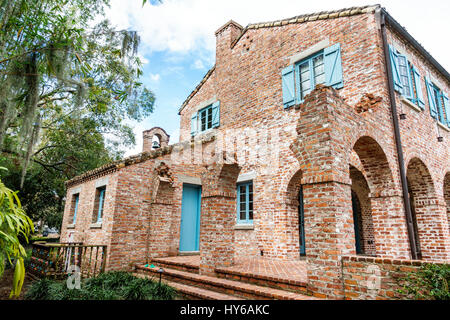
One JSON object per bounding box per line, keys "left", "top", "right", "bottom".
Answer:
{"left": 245, "top": 4, "right": 380, "bottom": 30}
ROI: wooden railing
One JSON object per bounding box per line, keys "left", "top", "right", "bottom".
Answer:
{"left": 29, "top": 242, "right": 107, "bottom": 279}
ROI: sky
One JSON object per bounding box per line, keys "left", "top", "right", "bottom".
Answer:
{"left": 104, "top": 0, "right": 450, "bottom": 157}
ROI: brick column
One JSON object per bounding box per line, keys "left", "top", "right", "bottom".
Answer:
{"left": 415, "top": 201, "right": 450, "bottom": 261}
{"left": 147, "top": 162, "right": 177, "bottom": 259}
{"left": 370, "top": 194, "right": 411, "bottom": 259}
{"left": 303, "top": 180, "right": 355, "bottom": 299}
{"left": 199, "top": 158, "right": 241, "bottom": 275}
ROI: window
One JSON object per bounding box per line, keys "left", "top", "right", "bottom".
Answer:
{"left": 282, "top": 43, "right": 343, "bottom": 108}
{"left": 297, "top": 52, "right": 326, "bottom": 101}
{"left": 389, "top": 45, "right": 425, "bottom": 109}
{"left": 425, "top": 78, "right": 450, "bottom": 127}
{"left": 93, "top": 186, "right": 106, "bottom": 224}
{"left": 191, "top": 101, "right": 220, "bottom": 136}
{"left": 199, "top": 105, "right": 213, "bottom": 132}
{"left": 237, "top": 181, "right": 253, "bottom": 225}
{"left": 397, "top": 55, "right": 412, "bottom": 98}
{"left": 71, "top": 194, "right": 79, "bottom": 224}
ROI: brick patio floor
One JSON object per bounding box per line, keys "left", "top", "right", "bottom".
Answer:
{"left": 154, "top": 255, "right": 308, "bottom": 284}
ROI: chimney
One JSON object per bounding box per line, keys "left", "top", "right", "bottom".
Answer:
{"left": 215, "top": 20, "right": 243, "bottom": 52}
{"left": 142, "top": 127, "right": 170, "bottom": 153}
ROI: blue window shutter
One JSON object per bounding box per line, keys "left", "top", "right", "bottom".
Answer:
{"left": 190, "top": 113, "right": 198, "bottom": 136}
{"left": 211, "top": 101, "right": 220, "bottom": 128}
{"left": 388, "top": 45, "right": 403, "bottom": 93}
{"left": 425, "top": 77, "right": 438, "bottom": 119}
{"left": 411, "top": 66, "right": 425, "bottom": 109}
{"left": 442, "top": 93, "right": 450, "bottom": 128}
{"left": 324, "top": 43, "right": 344, "bottom": 89}
{"left": 282, "top": 65, "right": 296, "bottom": 108}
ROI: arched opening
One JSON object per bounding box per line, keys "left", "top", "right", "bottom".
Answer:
{"left": 444, "top": 173, "right": 450, "bottom": 230}
{"left": 349, "top": 165, "right": 376, "bottom": 256}
{"left": 351, "top": 136, "right": 410, "bottom": 258}
{"left": 406, "top": 158, "right": 441, "bottom": 260}
{"left": 152, "top": 134, "right": 161, "bottom": 149}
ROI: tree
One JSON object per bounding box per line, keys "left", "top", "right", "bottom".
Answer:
{"left": 0, "top": 1, "right": 156, "bottom": 227}
{"left": 0, "top": 167, "right": 34, "bottom": 298}
{"left": 0, "top": 0, "right": 155, "bottom": 186}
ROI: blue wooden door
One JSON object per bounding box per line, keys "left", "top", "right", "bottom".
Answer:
{"left": 179, "top": 184, "right": 201, "bottom": 252}
{"left": 298, "top": 186, "right": 306, "bottom": 256}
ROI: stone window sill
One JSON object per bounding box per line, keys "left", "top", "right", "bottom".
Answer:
{"left": 90, "top": 223, "right": 102, "bottom": 229}
{"left": 400, "top": 97, "right": 422, "bottom": 113}
{"left": 234, "top": 224, "right": 254, "bottom": 230}
{"left": 67, "top": 224, "right": 75, "bottom": 229}
{"left": 438, "top": 121, "right": 450, "bottom": 132}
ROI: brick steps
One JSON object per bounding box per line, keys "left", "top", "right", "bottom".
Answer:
{"left": 215, "top": 267, "right": 308, "bottom": 294}
{"left": 149, "top": 257, "right": 200, "bottom": 274}
{"left": 133, "top": 272, "right": 240, "bottom": 300}
{"left": 135, "top": 265, "right": 316, "bottom": 300}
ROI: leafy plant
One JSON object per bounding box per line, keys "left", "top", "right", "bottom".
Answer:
{"left": 0, "top": 169, "right": 34, "bottom": 298}
{"left": 397, "top": 263, "right": 450, "bottom": 300}
{"left": 25, "top": 271, "right": 177, "bottom": 300}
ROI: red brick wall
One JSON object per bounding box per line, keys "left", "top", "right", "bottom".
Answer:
{"left": 342, "top": 255, "right": 448, "bottom": 300}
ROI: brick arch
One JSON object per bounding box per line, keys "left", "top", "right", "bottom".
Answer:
{"left": 407, "top": 157, "right": 450, "bottom": 260}
{"left": 351, "top": 135, "right": 396, "bottom": 197}
{"left": 143, "top": 127, "right": 170, "bottom": 152}
{"left": 283, "top": 164, "right": 303, "bottom": 205}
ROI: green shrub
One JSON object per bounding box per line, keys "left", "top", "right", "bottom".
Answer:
{"left": 398, "top": 263, "right": 450, "bottom": 300}
{"left": 25, "top": 271, "right": 177, "bottom": 300}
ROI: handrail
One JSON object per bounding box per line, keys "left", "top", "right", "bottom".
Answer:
{"left": 29, "top": 242, "right": 108, "bottom": 279}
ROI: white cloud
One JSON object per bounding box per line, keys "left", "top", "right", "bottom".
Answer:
{"left": 149, "top": 73, "right": 161, "bottom": 82}
{"left": 106, "top": 0, "right": 450, "bottom": 71}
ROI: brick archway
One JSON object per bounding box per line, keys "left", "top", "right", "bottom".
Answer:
{"left": 351, "top": 136, "right": 410, "bottom": 259}
{"left": 407, "top": 158, "right": 450, "bottom": 261}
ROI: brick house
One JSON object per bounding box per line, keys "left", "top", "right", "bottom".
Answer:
{"left": 60, "top": 5, "right": 450, "bottom": 299}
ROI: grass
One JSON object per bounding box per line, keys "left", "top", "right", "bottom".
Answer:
{"left": 24, "top": 271, "right": 177, "bottom": 300}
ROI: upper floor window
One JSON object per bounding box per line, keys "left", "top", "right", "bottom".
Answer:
{"left": 389, "top": 45, "right": 425, "bottom": 109}
{"left": 237, "top": 181, "right": 253, "bottom": 225}
{"left": 71, "top": 194, "right": 79, "bottom": 224}
{"left": 191, "top": 101, "right": 220, "bottom": 136}
{"left": 93, "top": 186, "right": 106, "bottom": 224}
{"left": 425, "top": 79, "right": 450, "bottom": 127}
{"left": 282, "top": 43, "right": 343, "bottom": 108}
{"left": 199, "top": 105, "right": 213, "bottom": 131}
{"left": 296, "top": 52, "right": 326, "bottom": 101}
